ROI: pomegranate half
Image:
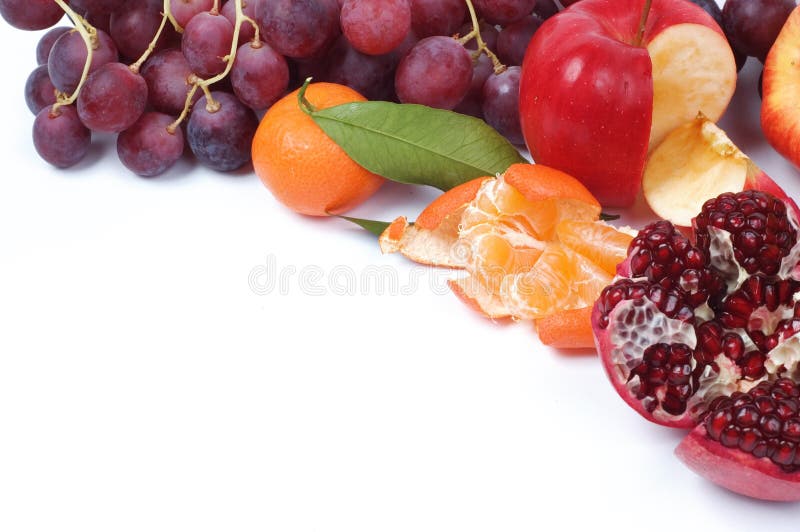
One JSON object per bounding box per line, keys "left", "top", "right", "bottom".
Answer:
{"left": 593, "top": 190, "right": 800, "bottom": 500}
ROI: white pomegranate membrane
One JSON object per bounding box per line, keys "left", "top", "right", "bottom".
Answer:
{"left": 592, "top": 190, "right": 800, "bottom": 501}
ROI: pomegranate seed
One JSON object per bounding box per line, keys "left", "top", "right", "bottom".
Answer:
{"left": 782, "top": 419, "right": 800, "bottom": 442}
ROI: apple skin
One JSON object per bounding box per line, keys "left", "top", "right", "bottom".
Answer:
{"left": 519, "top": 0, "right": 725, "bottom": 207}
{"left": 762, "top": 6, "right": 800, "bottom": 171}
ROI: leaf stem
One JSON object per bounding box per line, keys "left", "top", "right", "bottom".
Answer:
{"left": 461, "top": 0, "right": 506, "bottom": 74}
{"left": 51, "top": 0, "right": 95, "bottom": 114}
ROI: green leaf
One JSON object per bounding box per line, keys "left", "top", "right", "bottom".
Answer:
{"left": 335, "top": 215, "right": 393, "bottom": 237}
{"left": 304, "top": 97, "right": 526, "bottom": 191}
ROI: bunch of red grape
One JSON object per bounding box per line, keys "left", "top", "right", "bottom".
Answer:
{"left": 4, "top": 0, "right": 560, "bottom": 177}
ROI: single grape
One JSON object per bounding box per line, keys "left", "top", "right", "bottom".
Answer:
{"left": 0, "top": 0, "right": 64, "bottom": 30}
{"left": 141, "top": 48, "right": 202, "bottom": 115}
{"left": 32, "top": 105, "right": 92, "bottom": 169}
{"left": 77, "top": 62, "right": 148, "bottom": 133}
{"left": 324, "top": 35, "right": 399, "bottom": 101}
{"left": 409, "top": 0, "right": 466, "bottom": 38}
{"left": 69, "top": 0, "right": 127, "bottom": 14}
{"left": 533, "top": 0, "right": 559, "bottom": 19}
{"left": 722, "top": 0, "right": 795, "bottom": 61}
{"left": 395, "top": 36, "right": 472, "bottom": 110}
{"left": 257, "top": 0, "right": 341, "bottom": 59}
{"left": 169, "top": 0, "right": 215, "bottom": 28}
{"left": 36, "top": 27, "right": 70, "bottom": 65}
{"left": 340, "top": 0, "right": 411, "bottom": 56}
{"left": 48, "top": 28, "right": 119, "bottom": 94}
{"left": 231, "top": 42, "right": 290, "bottom": 110}
{"left": 453, "top": 53, "right": 493, "bottom": 118}
{"left": 474, "top": 0, "right": 537, "bottom": 26}
{"left": 187, "top": 92, "right": 259, "bottom": 171}
{"left": 458, "top": 20, "right": 499, "bottom": 52}
{"left": 25, "top": 65, "right": 58, "bottom": 115}
{"left": 221, "top": 0, "right": 261, "bottom": 45}
{"left": 482, "top": 66, "right": 522, "bottom": 145}
{"left": 110, "top": 1, "right": 173, "bottom": 60}
{"left": 497, "top": 15, "right": 543, "bottom": 67}
{"left": 182, "top": 12, "right": 234, "bottom": 78}
{"left": 560, "top": 0, "right": 581, "bottom": 5}
{"left": 117, "top": 112, "right": 185, "bottom": 177}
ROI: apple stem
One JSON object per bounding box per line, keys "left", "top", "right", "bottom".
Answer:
{"left": 459, "top": 0, "right": 506, "bottom": 74}
{"left": 634, "top": 0, "right": 653, "bottom": 47}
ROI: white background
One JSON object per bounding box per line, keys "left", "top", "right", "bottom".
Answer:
{"left": 2, "top": 4, "right": 800, "bottom": 531}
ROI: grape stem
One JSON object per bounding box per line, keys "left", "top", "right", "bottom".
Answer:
{"left": 51, "top": 0, "right": 96, "bottom": 114}
{"left": 459, "top": 0, "right": 506, "bottom": 74}
{"left": 129, "top": 0, "right": 174, "bottom": 73}
{"left": 167, "top": 0, "right": 251, "bottom": 132}
{"left": 634, "top": 0, "right": 653, "bottom": 47}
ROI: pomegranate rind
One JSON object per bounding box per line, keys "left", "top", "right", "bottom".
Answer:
{"left": 676, "top": 425, "right": 800, "bottom": 501}
{"left": 592, "top": 297, "right": 698, "bottom": 429}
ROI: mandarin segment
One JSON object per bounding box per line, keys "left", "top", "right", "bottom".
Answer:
{"left": 556, "top": 220, "right": 634, "bottom": 276}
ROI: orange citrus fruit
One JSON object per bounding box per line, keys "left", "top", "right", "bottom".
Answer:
{"left": 252, "top": 82, "right": 384, "bottom": 216}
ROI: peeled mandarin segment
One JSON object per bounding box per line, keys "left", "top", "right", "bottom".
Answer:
{"left": 501, "top": 242, "right": 612, "bottom": 320}
{"left": 448, "top": 276, "right": 511, "bottom": 319}
{"left": 556, "top": 220, "right": 634, "bottom": 276}
{"left": 535, "top": 307, "right": 595, "bottom": 350}
{"left": 469, "top": 230, "right": 544, "bottom": 294}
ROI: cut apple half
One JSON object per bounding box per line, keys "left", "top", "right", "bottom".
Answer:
{"left": 643, "top": 115, "right": 797, "bottom": 227}
{"left": 648, "top": 24, "right": 738, "bottom": 151}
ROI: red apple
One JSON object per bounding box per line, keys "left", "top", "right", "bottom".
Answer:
{"left": 519, "top": 0, "right": 737, "bottom": 207}
{"left": 762, "top": 6, "right": 800, "bottom": 169}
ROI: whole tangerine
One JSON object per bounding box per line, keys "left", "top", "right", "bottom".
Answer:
{"left": 252, "top": 82, "right": 384, "bottom": 216}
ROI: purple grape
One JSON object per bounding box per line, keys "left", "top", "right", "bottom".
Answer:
{"left": 69, "top": 0, "right": 127, "bottom": 14}
{"left": 497, "top": 15, "right": 543, "bottom": 66}
{"left": 231, "top": 42, "right": 289, "bottom": 110}
{"left": 458, "top": 20, "right": 499, "bottom": 52}
{"left": 48, "top": 28, "right": 119, "bottom": 94}
{"left": 453, "top": 53, "right": 493, "bottom": 118}
{"left": 187, "top": 92, "right": 258, "bottom": 171}
{"left": 395, "top": 36, "right": 472, "bottom": 110}
{"left": 409, "top": 0, "right": 466, "bottom": 38}
{"left": 117, "top": 112, "right": 185, "bottom": 177}
{"left": 323, "top": 36, "right": 399, "bottom": 101}
{"left": 110, "top": 1, "right": 174, "bottom": 60}
{"left": 141, "top": 48, "right": 202, "bottom": 115}
{"left": 221, "top": 0, "right": 261, "bottom": 45}
{"left": 77, "top": 62, "right": 148, "bottom": 133}
{"left": 32, "top": 105, "right": 92, "bottom": 168}
{"left": 722, "top": 0, "right": 795, "bottom": 61}
{"left": 257, "top": 0, "right": 340, "bottom": 59}
{"left": 169, "top": 0, "right": 215, "bottom": 28}
{"left": 533, "top": 0, "right": 559, "bottom": 19}
{"left": 0, "top": 0, "right": 64, "bottom": 30}
{"left": 482, "top": 66, "right": 522, "bottom": 144}
{"left": 25, "top": 65, "right": 58, "bottom": 115}
{"left": 182, "top": 12, "right": 234, "bottom": 78}
{"left": 36, "top": 27, "right": 70, "bottom": 65}
{"left": 474, "top": 0, "right": 537, "bottom": 25}
{"left": 341, "top": 0, "right": 411, "bottom": 56}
